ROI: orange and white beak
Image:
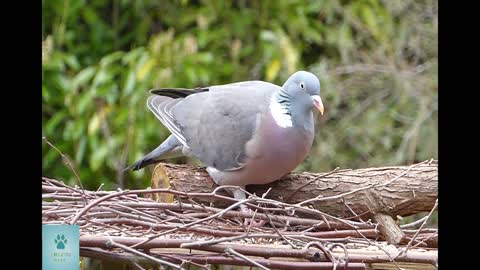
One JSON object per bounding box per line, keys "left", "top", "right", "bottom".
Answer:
{"left": 312, "top": 95, "right": 324, "bottom": 115}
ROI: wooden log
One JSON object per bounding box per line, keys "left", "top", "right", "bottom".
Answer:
{"left": 152, "top": 160, "right": 437, "bottom": 220}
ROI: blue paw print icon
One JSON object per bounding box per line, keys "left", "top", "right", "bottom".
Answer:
{"left": 54, "top": 234, "right": 67, "bottom": 249}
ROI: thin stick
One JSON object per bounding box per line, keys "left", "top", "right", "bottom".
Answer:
{"left": 106, "top": 237, "right": 184, "bottom": 269}
{"left": 180, "top": 234, "right": 249, "bottom": 249}
{"left": 412, "top": 232, "right": 438, "bottom": 248}
{"left": 225, "top": 247, "right": 271, "bottom": 270}
{"left": 400, "top": 216, "right": 428, "bottom": 229}
{"left": 330, "top": 243, "right": 349, "bottom": 270}
{"left": 304, "top": 241, "right": 336, "bottom": 265}
{"left": 42, "top": 137, "right": 88, "bottom": 204}
{"left": 263, "top": 210, "right": 298, "bottom": 248}
{"left": 131, "top": 198, "right": 252, "bottom": 248}
{"left": 400, "top": 199, "right": 438, "bottom": 256}
{"left": 284, "top": 167, "right": 340, "bottom": 202}
{"left": 132, "top": 262, "right": 146, "bottom": 270}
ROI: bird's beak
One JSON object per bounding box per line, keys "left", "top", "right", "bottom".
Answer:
{"left": 312, "top": 95, "right": 324, "bottom": 115}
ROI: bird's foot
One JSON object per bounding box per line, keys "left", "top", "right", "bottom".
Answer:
{"left": 230, "top": 187, "right": 267, "bottom": 228}
{"left": 241, "top": 207, "right": 267, "bottom": 228}
{"left": 244, "top": 218, "right": 267, "bottom": 228}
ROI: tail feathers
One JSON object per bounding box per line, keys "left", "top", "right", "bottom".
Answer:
{"left": 149, "top": 87, "right": 209, "bottom": 99}
{"left": 124, "top": 157, "right": 159, "bottom": 171}
{"left": 124, "top": 135, "right": 183, "bottom": 172}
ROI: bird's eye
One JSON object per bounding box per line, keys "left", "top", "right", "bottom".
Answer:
{"left": 299, "top": 82, "right": 305, "bottom": 90}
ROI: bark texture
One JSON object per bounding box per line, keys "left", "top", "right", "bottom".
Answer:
{"left": 152, "top": 160, "right": 437, "bottom": 219}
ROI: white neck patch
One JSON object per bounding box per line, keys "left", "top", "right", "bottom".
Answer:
{"left": 269, "top": 95, "right": 293, "bottom": 128}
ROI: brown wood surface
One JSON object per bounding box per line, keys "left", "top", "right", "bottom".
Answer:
{"left": 153, "top": 160, "right": 437, "bottom": 219}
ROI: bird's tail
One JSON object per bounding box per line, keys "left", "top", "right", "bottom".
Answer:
{"left": 124, "top": 135, "right": 183, "bottom": 171}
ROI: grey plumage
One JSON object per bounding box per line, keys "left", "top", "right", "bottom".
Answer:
{"left": 126, "top": 135, "right": 182, "bottom": 171}
{"left": 128, "top": 71, "right": 324, "bottom": 220}
{"left": 142, "top": 81, "right": 283, "bottom": 171}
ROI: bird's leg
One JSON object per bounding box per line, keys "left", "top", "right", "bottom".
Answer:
{"left": 231, "top": 187, "right": 266, "bottom": 228}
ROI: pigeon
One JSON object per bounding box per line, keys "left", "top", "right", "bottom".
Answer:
{"left": 128, "top": 71, "right": 324, "bottom": 225}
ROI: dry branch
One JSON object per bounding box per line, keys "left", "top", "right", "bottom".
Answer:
{"left": 42, "top": 160, "right": 438, "bottom": 269}
{"left": 156, "top": 160, "right": 437, "bottom": 244}
{"left": 81, "top": 247, "right": 369, "bottom": 270}
{"left": 158, "top": 160, "right": 437, "bottom": 219}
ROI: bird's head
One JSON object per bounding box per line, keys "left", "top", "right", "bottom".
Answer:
{"left": 282, "top": 71, "right": 324, "bottom": 115}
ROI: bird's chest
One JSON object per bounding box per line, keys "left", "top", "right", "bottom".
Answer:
{"left": 244, "top": 112, "right": 314, "bottom": 181}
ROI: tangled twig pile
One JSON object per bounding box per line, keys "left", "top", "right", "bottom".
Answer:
{"left": 42, "top": 161, "right": 438, "bottom": 270}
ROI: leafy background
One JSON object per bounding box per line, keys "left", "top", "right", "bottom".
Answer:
{"left": 42, "top": 0, "right": 438, "bottom": 268}
{"left": 42, "top": 0, "right": 437, "bottom": 201}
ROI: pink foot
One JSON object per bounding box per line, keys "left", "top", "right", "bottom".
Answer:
{"left": 244, "top": 218, "right": 267, "bottom": 228}
{"left": 241, "top": 207, "right": 267, "bottom": 228}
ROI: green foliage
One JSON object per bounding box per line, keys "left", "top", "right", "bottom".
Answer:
{"left": 42, "top": 0, "right": 437, "bottom": 190}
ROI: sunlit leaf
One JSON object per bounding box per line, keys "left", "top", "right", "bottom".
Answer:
{"left": 45, "top": 112, "right": 66, "bottom": 134}
{"left": 89, "top": 145, "right": 108, "bottom": 171}
{"left": 72, "top": 66, "right": 96, "bottom": 90}
{"left": 123, "top": 69, "right": 136, "bottom": 96}
{"left": 100, "top": 51, "right": 125, "bottom": 67}
{"left": 266, "top": 59, "right": 281, "bottom": 81}
{"left": 75, "top": 136, "right": 87, "bottom": 164}
{"left": 88, "top": 113, "right": 100, "bottom": 136}
{"left": 137, "top": 59, "right": 156, "bottom": 81}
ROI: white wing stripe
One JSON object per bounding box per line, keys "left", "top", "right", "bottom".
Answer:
{"left": 147, "top": 97, "right": 190, "bottom": 148}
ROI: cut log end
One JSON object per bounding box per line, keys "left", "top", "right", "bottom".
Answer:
{"left": 149, "top": 164, "right": 174, "bottom": 203}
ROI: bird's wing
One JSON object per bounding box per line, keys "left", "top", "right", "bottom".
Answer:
{"left": 147, "top": 81, "right": 280, "bottom": 171}
{"left": 147, "top": 96, "right": 189, "bottom": 146}
{"left": 173, "top": 88, "right": 275, "bottom": 171}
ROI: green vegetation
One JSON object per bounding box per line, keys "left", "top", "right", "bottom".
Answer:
{"left": 42, "top": 0, "right": 437, "bottom": 191}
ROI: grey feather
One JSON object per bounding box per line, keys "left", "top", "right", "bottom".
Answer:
{"left": 127, "top": 71, "right": 322, "bottom": 177}
{"left": 172, "top": 85, "right": 277, "bottom": 170}
{"left": 147, "top": 96, "right": 188, "bottom": 146}
{"left": 128, "top": 71, "right": 324, "bottom": 227}
{"left": 126, "top": 135, "right": 182, "bottom": 171}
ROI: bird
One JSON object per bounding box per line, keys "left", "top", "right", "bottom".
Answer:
{"left": 127, "top": 71, "right": 324, "bottom": 225}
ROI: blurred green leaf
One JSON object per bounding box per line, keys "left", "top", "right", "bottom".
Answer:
{"left": 88, "top": 113, "right": 101, "bottom": 136}
{"left": 42, "top": 0, "right": 437, "bottom": 193}
{"left": 100, "top": 51, "right": 125, "bottom": 67}
{"left": 45, "top": 112, "right": 66, "bottom": 134}
{"left": 89, "top": 144, "right": 108, "bottom": 171}
{"left": 72, "top": 66, "right": 97, "bottom": 90}
{"left": 137, "top": 59, "right": 156, "bottom": 81}
{"left": 266, "top": 59, "right": 281, "bottom": 81}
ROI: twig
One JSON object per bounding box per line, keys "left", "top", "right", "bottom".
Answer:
{"left": 42, "top": 137, "right": 88, "bottom": 204}
{"left": 225, "top": 247, "right": 271, "bottom": 270}
{"left": 106, "top": 237, "right": 185, "bottom": 270}
{"left": 131, "top": 198, "right": 253, "bottom": 248}
{"left": 399, "top": 198, "right": 438, "bottom": 256}
{"left": 284, "top": 167, "right": 340, "bottom": 202}
{"left": 43, "top": 163, "right": 438, "bottom": 270}
{"left": 81, "top": 248, "right": 368, "bottom": 270}
{"left": 69, "top": 187, "right": 231, "bottom": 224}
{"left": 330, "top": 243, "right": 349, "bottom": 270}
{"left": 304, "top": 241, "right": 336, "bottom": 265}
{"left": 180, "top": 234, "right": 250, "bottom": 249}
{"left": 412, "top": 232, "right": 438, "bottom": 248}
{"left": 262, "top": 210, "right": 298, "bottom": 248}
{"left": 400, "top": 215, "right": 428, "bottom": 229}
{"left": 80, "top": 235, "right": 437, "bottom": 264}
{"left": 132, "top": 262, "right": 146, "bottom": 270}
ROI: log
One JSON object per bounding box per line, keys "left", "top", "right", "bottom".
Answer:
{"left": 152, "top": 160, "right": 437, "bottom": 244}
{"left": 154, "top": 160, "right": 437, "bottom": 218}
